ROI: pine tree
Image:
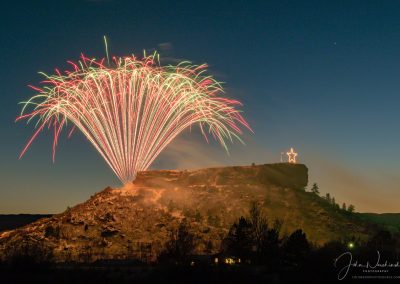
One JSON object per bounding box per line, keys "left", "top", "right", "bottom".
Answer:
{"left": 311, "top": 183, "right": 320, "bottom": 195}
{"left": 347, "top": 204, "right": 355, "bottom": 213}
{"left": 325, "top": 193, "right": 331, "bottom": 203}
{"left": 342, "top": 203, "right": 347, "bottom": 211}
{"left": 249, "top": 202, "right": 268, "bottom": 251}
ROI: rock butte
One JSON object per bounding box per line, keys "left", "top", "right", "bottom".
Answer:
{"left": 0, "top": 164, "right": 373, "bottom": 263}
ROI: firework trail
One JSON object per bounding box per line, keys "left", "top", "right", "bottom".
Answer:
{"left": 16, "top": 52, "right": 252, "bottom": 184}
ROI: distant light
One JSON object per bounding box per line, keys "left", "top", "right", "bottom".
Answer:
{"left": 224, "top": 257, "right": 235, "bottom": 265}
{"left": 348, "top": 242, "right": 355, "bottom": 249}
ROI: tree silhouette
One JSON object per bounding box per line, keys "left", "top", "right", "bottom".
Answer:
{"left": 223, "top": 216, "right": 254, "bottom": 259}
{"left": 367, "top": 230, "right": 396, "bottom": 253}
{"left": 311, "top": 183, "right": 320, "bottom": 195}
{"left": 325, "top": 193, "right": 331, "bottom": 203}
{"left": 249, "top": 201, "right": 268, "bottom": 251}
{"left": 159, "top": 223, "right": 195, "bottom": 264}
{"left": 341, "top": 203, "right": 347, "bottom": 211}
{"left": 347, "top": 204, "right": 355, "bottom": 213}
{"left": 223, "top": 203, "right": 287, "bottom": 265}
{"left": 282, "top": 229, "right": 310, "bottom": 267}
{"left": 259, "top": 220, "right": 283, "bottom": 267}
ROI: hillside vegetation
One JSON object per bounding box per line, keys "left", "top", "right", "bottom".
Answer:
{"left": 0, "top": 164, "right": 377, "bottom": 262}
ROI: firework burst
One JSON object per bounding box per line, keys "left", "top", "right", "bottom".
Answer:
{"left": 17, "top": 52, "right": 252, "bottom": 184}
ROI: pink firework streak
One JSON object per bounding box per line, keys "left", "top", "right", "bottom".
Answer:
{"left": 16, "top": 53, "right": 252, "bottom": 184}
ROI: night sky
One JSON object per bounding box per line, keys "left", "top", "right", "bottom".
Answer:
{"left": 1, "top": 1, "right": 399, "bottom": 213}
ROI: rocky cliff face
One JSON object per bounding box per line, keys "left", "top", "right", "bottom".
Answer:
{"left": 0, "top": 164, "right": 372, "bottom": 262}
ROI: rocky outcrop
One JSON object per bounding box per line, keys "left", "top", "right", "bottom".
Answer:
{"left": 0, "top": 164, "right": 372, "bottom": 263}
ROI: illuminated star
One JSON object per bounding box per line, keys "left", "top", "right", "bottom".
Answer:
{"left": 286, "top": 147, "right": 298, "bottom": 163}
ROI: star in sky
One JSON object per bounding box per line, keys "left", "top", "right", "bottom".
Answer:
{"left": 286, "top": 147, "right": 298, "bottom": 163}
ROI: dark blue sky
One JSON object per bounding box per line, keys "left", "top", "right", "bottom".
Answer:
{"left": 1, "top": 0, "right": 399, "bottom": 213}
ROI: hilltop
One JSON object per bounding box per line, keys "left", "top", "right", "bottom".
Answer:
{"left": 0, "top": 163, "right": 376, "bottom": 262}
